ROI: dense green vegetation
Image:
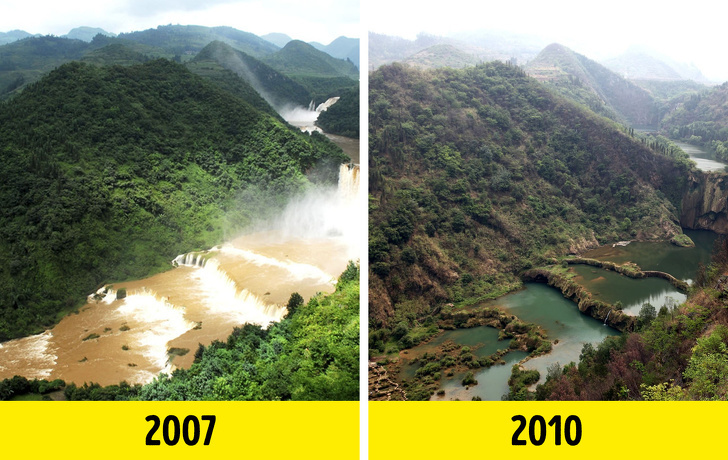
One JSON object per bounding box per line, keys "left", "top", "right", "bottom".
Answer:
{"left": 262, "top": 40, "right": 358, "bottom": 80}
{"left": 117, "top": 25, "right": 280, "bottom": 58}
{"left": 0, "top": 59, "right": 347, "bottom": 341}
{"left": 660, "top": 82, "right": 728, "bottom": 161}
{"left": 369, "top": 62, "right": 692, "bottom": 347}
{"left": 190, "top": 41, "right": 313, "bottom": 110}
{"left": 2, "top": 264, "right": 360, "bottom": 401}
{"left": 0, "top": 36, "right": 90, "bottom": 98}
{"left": 316, "top": 85, "right": 360, "bottom": 138}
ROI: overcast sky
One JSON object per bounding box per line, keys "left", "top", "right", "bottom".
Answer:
{"left": 1, "top": 0, "right": 359, "bottom": 45}
{"left": 367, "top": 0, "right": 728, "bottom": 82}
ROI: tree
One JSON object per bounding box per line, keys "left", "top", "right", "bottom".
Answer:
{"left": 286, "top": 292, "right": 304, "bottom": 317}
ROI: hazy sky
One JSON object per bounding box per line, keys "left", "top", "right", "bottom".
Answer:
{"left": 1, "top": 0, "right": 359, "bottom": 45}
{"left": 367, "top": 0, "right": 728, "bottom": 82}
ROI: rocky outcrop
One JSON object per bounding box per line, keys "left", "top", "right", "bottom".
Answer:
{"left": 681, "top": 171, "right": 728, "bottom": 234}
{"left": 522, "top": 268, "right": 635, "bottom": 332}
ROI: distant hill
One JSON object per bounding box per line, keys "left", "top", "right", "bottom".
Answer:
{"left": 369, "top": 32, "right": 457, "bottom": 69}
{"left": 526, "top": 43, "right": 658, "bottom": 127}
{"left": 633, "top": 79, "right": 706, "bottom": 103}
{"left": 63, "top": 27, "right": 116, "bottom": 42}
{"left": 603, "top": 47, "right": 711, "bottom": 83}
{"left": 401, "top": 44, "right": 479, "bottom": 69}
{"left": 118, "top": 25, "right": 279, "bottom": 58}
{"left": 261, "top": 32, "right": 292, "bottom": 48}
{"left": 369, "top": 31, "right": 544, "bottom": 70}
{"left": 0, "top": 36, "right": 90, "bottom": 98}
{"left": 189, "top": 40, "right": 311, "bottom": 111}
{"left": 80, "top": 43, "right": 150, "bottom": 67}
{"left": 262, "top": 39, "right": 358, "bottom": 79}
{"left": 319, "top": 36, "right": 359, "bottom": 68}
{"left": 0, "top": 30, "right": 41, "bottom": 45}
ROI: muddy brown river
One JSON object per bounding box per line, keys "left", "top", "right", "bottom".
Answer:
{"left": 0, "top": 164, "right": 360, "bottom": 386}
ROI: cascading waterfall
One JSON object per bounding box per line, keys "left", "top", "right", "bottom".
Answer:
{"left": 115, "top": 289, "right": 197, "bottom": 375}
{"left": 193, "top": 259, "right": 287, "bottom": 322}
{"left": 604, "top": 308, "right": 611, "bottom": 325}
{"left": 0, "top": 330, "right": 57, "bottom": 379}
{"left": 282, "top": 97, "right": 341, "bottom": 133}
{"left": 274, "top": 163, "right": 361, "bottom": 255}
{"left": 173, "top": 252, "right": 211, "bottom": 268}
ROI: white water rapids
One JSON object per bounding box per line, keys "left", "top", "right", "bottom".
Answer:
{"left": 0, "top": 164, "right": 360, "bottom": 386}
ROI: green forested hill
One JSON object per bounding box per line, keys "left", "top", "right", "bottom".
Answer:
{"left": 660, "top": 82, "right": 728, "bottom": 160}
{"left": 0, "top": 36, "right": 90, "bottom": 98}
{"left": 263, "top": 39, "right": 358, "bottom": 79}
{"left": 118, "top": 25, "right": 280, "bottom": 58}
{"left": 526, "top": 43, "right": 657, "bottom": 127}
{"left": 0, "top": 59, "right": 347, "bottom": 340}
{"left": 189, "top": 41, "right": 312, "bottom": 110}
{"left": 369, "top": 62, "right": 692, "bottom": 341}
{"left": 261, "top": 40, "right": 359, "bottom": 102}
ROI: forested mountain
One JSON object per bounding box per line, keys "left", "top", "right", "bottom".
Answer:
{"left": 0, "top": 30, "right": 40, "bottom": 45}
{"left": 401, "top": 44, "right": 479, "bottom": 70}
{"left": 117, "top": 25, "right": 279, "bottom": 58}
{"left": 660, "top": 82, "right": 728, "bottom": 160}
{"left": 0, "top": 36, "right": 91, "bottom": 98}
{"left": 526, "top": 43, "right": 658, "bottom": 127}
{"left": 261, "top": 39, "right": 359, "bottom": 103}
{"left": 369, "top": 62, "right": 692, "bottom": 339}
{"left": 189, "top": 41, "right": 312, "bottom": 110}
{"left": 0, "top": 59, "right": 347, "bottom": 341}
{"left": 262, "top": 39, "right": 358, "bottom": 79}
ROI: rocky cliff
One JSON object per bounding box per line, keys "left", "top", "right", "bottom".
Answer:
{"left": 681, "top": 171, "right": 728, "bottom": 234}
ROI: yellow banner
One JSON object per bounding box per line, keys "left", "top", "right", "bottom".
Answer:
{"left": 0, "top": 401, "right": 359, "bottom": 459}
{"left": 369, "top": 401, "right": 723, "bottom": 459}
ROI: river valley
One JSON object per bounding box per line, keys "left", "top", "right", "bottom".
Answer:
{"left": 401, "top": 228, "right": 720, "bottom": 400}
{"left": 0, "top": 126, "right": 360, "bottom": 386}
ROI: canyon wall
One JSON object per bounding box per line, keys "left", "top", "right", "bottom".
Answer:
{"left": 681, "top": 171, "right": 728, "bottom": 234}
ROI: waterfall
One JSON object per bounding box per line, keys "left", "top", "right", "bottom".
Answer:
{"left": 604, "top": 309, "right": 611, "bottom": 325}
{"left": 193, "top": 259, "right": 287, "bottom": 323}
{"left": 172, "top": 252, "right": 210, "bottom": 268}
{"left": 316, "top": 97, "right": 340, "bottom": 112}
{"left": 273, "top": 163, "right": 361, "bottom": 259}
{"left": 338, "top": 163, "right": 360, "bottom": 203}
{"left": 308, "top": 100, "right": 316, "bottom": 111}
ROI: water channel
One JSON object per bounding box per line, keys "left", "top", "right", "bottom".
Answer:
{"left": 675, "top": 141, "right": 727, "bottom": 172}
{"left": 404, "top": 228, "right": 719, "bottom": 400}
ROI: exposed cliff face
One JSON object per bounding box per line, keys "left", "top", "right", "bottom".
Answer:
{"left": 681, "top": 171, "right": 728, "bottom": 234}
